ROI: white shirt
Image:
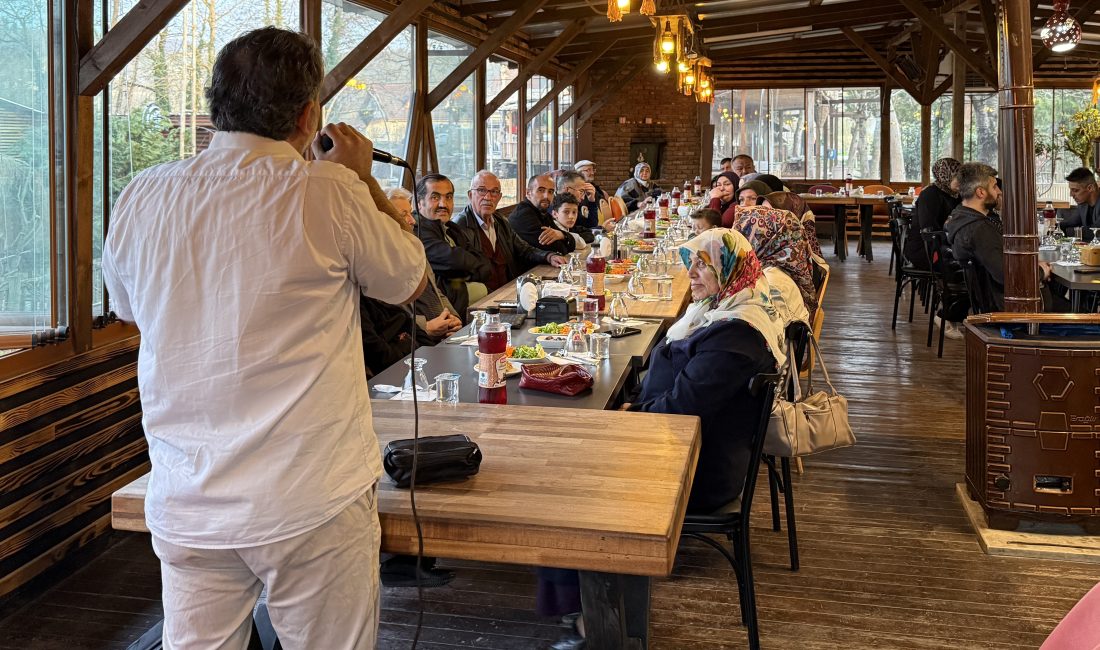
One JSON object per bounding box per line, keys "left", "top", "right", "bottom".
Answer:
{"left": 103, "top": 132, "right": 426, "bottom": 548}
{"left": 473, "top": 211, "right": 497, "bottom": 250}
{"left": 763, "top": 267, "right": 810, "bottom": 328}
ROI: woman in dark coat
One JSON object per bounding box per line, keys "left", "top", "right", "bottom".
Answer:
{"left": 904, "top": 157, "right": 961, "bottom": 270}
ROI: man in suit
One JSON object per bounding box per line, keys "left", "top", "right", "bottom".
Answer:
{"left": 415, "top": 173, "right": 490, "bottom": 321}
{"left": 509, "top": 173, "right": 576, "bottom": 255}
{"left": 453, "top": 171, "right": 566, "bottom": 291}
{"left": 1063, "top": 167, "right": 1099, "bottom": 242}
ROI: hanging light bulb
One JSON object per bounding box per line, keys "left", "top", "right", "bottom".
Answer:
{"left": 684, "top": 70, "right": 696, "bottom": 86}
{"left": 656, "top": 58, "right": 669, "bottom": 73}
{"left": 1041, "top": 0, "right": 1081, "bottom": 53}
{"left": 618, "top": 0, "right": 631, "bottom": 13}
{"left": 660, "top": 20, "right": 676, "bottom": 54}
{"left": 677, "top": 60, "right": 689, "bottom": 73}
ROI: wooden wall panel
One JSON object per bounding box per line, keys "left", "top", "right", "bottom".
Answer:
{"left": 0, "top": 338, "right": 144, "bottom": 600}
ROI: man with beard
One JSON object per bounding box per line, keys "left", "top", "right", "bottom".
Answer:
{"left": 946, "top": 163, "right": 1059, "bottom": 312}
{"left": 509, "top": 173, "right": 576, "bottom": 256}
{"left": 573, "top": 160, "right": 608, "bottom": 228}
{"left": 415, "top": 173, "right": 489, "bottom": 321}
{"left": 452, "top": 170, "right": 567, "bottom": 291}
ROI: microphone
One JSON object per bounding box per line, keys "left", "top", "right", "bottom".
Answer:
{"left": 318, "top": 134, "right": 410, "bottom": 168}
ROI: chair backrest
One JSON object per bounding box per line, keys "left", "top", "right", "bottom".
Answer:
{"left": 960, "top": 258, "right": 1002, "bottom": 313}
{"left": 784, "top": 321, "right": 812, "bottom": 391}
{"left": 807, "top": 184, "right": 838, "bottom": 194}
{"left": 801, "top": 258, "right": 829, "bottom": 378}
{"left": 739, "top": 373, "right": 782, "bottom": 519}
{"left": 864, "top": 184, "right": 894, "bottom": 196}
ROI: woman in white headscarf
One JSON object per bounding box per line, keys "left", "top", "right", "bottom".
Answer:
{"left": 625, "top": 228, "right": 785, "bottom": 514}
{"left": 615, "top": 161, "right": 663, "bottom": 211}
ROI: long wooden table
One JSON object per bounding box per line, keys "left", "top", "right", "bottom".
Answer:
{"left": 471, "top": 264, "right": 693, "bottom": 324}
{"left": 112, "top": 402, "right": 701, "bottom": 648}
{"left": 800, "top": 193, "right": 891, "bottom": 263}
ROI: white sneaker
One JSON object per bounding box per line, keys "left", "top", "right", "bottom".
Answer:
{"left": 943, "top": 322, "right": 964, "bottom": 340}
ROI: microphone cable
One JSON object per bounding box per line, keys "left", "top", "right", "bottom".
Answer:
{"left": 408, "top": 177, "right": 425, "bottom": 649}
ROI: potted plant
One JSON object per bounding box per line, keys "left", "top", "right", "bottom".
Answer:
{"left": 1059, "top": 106, "right": 1100, "bottom": 168}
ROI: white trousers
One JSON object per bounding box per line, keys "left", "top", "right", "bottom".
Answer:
{"left": 152, "top": 488, "right": 381, "bottom": 650}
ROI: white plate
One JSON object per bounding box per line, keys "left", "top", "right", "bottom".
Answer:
{"left": 472, "top": 362, "right": 521, "bottom": 377}
{"left": 536, "top": 335, "right": 568, "bottom": 349}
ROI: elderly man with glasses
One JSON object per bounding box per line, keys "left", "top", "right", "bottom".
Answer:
{"left": 452, "top": 170, "right": 567, "bottom": 290}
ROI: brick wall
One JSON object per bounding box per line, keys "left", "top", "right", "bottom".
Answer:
{"left": 583, "top": 69, "right": 704, "bottom": 193}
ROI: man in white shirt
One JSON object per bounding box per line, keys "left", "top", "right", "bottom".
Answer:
{"left": 102, "top": 27, "right": 427, "bottom": 649}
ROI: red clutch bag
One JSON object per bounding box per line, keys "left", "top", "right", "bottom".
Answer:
{"left": 519, "top": 362, "right": 594, "bottom": 396}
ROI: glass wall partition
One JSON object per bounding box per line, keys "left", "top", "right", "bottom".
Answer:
{"left": 557, "top": 86, "right": 575, "bottom": 169}
{"left": 429, "top": 31, "right": 476, "bottom": 209}
{"left": 485, "top": 56, "right": 520, "bottom": 205}
{"left": 525, "top": 76, "right": 553, "bottom": 179}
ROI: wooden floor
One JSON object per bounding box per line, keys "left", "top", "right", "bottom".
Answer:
{"left": 1, "top": 242, "right": 1097, "bottom": 649}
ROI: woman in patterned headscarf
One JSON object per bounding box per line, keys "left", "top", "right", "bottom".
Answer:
{"left": 626, "top": 228, "right": 784, "bottom": 514}
{"left": 763, "top": 191, "right": 824, "bottom": 258}
{"left": 905, "top": 157, "right": 962, "bottom": 270}
{"left": 733, "top": 206, "right": 818, "bottom": 326}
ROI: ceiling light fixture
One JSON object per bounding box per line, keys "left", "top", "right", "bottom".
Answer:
{"left": 1041, "top": 0, "right": 1082, "bottom": 53}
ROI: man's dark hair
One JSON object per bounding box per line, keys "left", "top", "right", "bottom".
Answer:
{"left": 732, "top": 154, "right": 754, "bottom": 164}
{"left": 555, "top": 171, "right": 585, "bottom": 192}
{"left": 415, "top": 173, "right": 454, "bottom": 204}
{"left": 528, "top": 173, "right": 550, "bottom": 190}
{"left": 1065, "top": 167, "right": 1097, "bottom": 185}
{"left": 719, "top": 157, "right": 733, "bottom": 166}
{"left": 206, "top": 27, "right": 323, "bottom": 140}
{"left": 692, "top": 208, "right": 722, "bottom": 228}
{"left": 550, "top": 193, "right": 579, "bottom": 214}
{"left": 956, "top": 163, "right": 998, "bottom": 200}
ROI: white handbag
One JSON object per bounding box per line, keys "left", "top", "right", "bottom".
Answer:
{"left": 764, "top": 334, "right": 855, "bottom": 458}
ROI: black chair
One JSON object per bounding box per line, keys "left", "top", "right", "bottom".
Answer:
{"left": 921, "top": 230, "right": 971, "bottom": 357}
{"left": 888, "top": 213, "right": 934, "bottom": 330}
{"left": 885, "top": 198, "right": 900, "bottom": 276}
{"left": 960, "top": 257, "right": 1003, "bottom": 314}
{"left": 680, "top": 372, "right": 781, "bottom": 650}
{"left": 765, "top": 321, "right": 810, "bottom": 573}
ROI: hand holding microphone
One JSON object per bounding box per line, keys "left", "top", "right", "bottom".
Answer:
{"left": 313, "top": 123, "right": 375, "bottom": 181}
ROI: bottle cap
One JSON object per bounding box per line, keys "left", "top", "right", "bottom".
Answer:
{"left": 485, "top": 307, "right": 500, "bottom": 315}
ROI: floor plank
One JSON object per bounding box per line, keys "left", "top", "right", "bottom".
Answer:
{"left": 0, "top": 243, "right": 1094, "bottom": 649}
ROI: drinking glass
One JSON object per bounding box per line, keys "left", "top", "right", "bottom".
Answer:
{"left": 1060, "top": 240, "right": 1075, "bottom": 263}
{"left": 1054, "top": 214, "right": 1066, "bottom": 239}
{"left": 501, "top": 323, "right": 512, "bottom": 346}
{"left": 656, "top": 278, "right": 673, "bottom": 301}
{"left": 468, "top": 310, "right": 487, "bottom": 338}
{"left": 627, "top": 269, "right": 646, "bottom": 297}
{"left": 1087, "top": 227, "right": 1099, "bottom": 246}
{"left": 609, "top": 292, "right": 630, "bottom": 324}
{"left": 582, "top": 297, "right": 600, "bottom": 324}
{"left": 403, "top": 358, "right": 430, "bottom": 392}
{"left": 435, "top": 373, "right": 461, "bottom": 403}
{"left": 557, "top": 257, "right": 575, "bottom": 284}
{"left": 564, "top": 327, "right": 589, "bottom": 356}
{"left": 815, "top": 189, "right": 823, "bottom": 197}
{"left": 589, "top": 333, "right": 611, "bottom": 360}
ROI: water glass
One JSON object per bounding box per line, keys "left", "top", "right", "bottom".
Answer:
{"left": 815, "top": 189, "right": 823, "bottom": 197}
{"left": 564, "top": 327, "right": 589, "bottom": 356}
{"left": 468, "top": 310, "right": 487, "bottom": 338}
{"left": 609, "top": 292, "right": 630, "bottom": 324}
{"left": 582, "top": 297, "right": 600, "bottom": 324}
{"left": 1060, "top": 240, "right": 1075, "bottom": 263}
{"left": 403, "top": 358, "right": 430, "bottom": 391}
{"left": 435, "top": 373, "right": 460, "bottom": 403}
{"left": 589, "top": 333, "right": 611, "bottom": 360}
{"left": 501, "top": 322, "right": 512, "bottom": 346}
{"left": 656, "top": 278, "right": 673, "bottom": 301}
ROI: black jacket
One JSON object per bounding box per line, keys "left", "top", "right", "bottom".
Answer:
{"left": 416, "top": 215, "right": 489, "bottom": 320}
{"left": 615, "top": 178, "right": 662, "bottom": 212}
{"left": 508, "top": 199, "right": 576, "bottom": 256}
{"left": 628, "top": 320, "right": 775, "bottom": 514}
{"left": 1061, "top": 200, "right": 1099, "bottom": 237}
{"left": 578, "top": 183, "right": 607, "bottom": 229}
{"left": 359, "top": 297, "right": 415, "bottom": 378}
{"left": 945, "top": 205, "right": 1004, "bottom": 311}
{"left": 904, "top": 185, "right": 959, "bottom": 270}
{"left": 451, "top": 205, "right": 554, "bottom": 280}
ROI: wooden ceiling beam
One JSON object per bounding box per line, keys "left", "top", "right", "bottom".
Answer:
{"left": 976, "top": 0, "right": 998, "bottom": 69}
{"left": 531, "top": 25, "right": 652, "bottom": 49}
{"left": 457, "top": 0, "right": 573, "bottom": 16}
{"left": 526, "top": 39, "right": 617, "bottom": 119}
{"left": 320, "top": 0, "right": 434, "bottom": 105}
{"left": 577, "top": 66, "right": 648, "bottom": 127}
{"left": 843, "top": 27, "right": 923, "bottom": 99}
{"left": 558, "top": 55, "right": 643, "bottom": 123}
{"left": 919, "top": 28, "right": 943, "bottom": 103}
{"left": 487, "top": 5, "right": 604, "bottom": 29}
{"left": 896, "top": 0, "right": 996, "bottom": 85}
{"left": 485, "top": 19, "right": 590, "bottom": 116}
{"left": 427, "top": 0, "right": 550, "bottom": 110}
{"left": 700, "top": 0, "right": 902, "bottom": 32}
{"left": 78, "top": 0, "right": 190, "bottom": 96}
{"left": 1033, "top": 0, "right": 1100, "bottom": 68}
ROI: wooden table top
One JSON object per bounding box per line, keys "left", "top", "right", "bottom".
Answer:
{"left": 1050, "top": 263, "right": 1100, "bottom": 290}
{"left": 112, "top": 402, "right": 701, "bottom": 576}
{"left": 799, "top": 193, "right": 898, "bottom": 206}
{"left": 471, "top": 265, "right": 693, "bottom": 323}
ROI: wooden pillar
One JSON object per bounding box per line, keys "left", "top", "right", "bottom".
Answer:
{"left": 920, "top": 102, "right": 931, "bottom": 186}
{"left": 880, "top": 89, "right": 892, "bottom": 182}
{"left": 476, "top": 63, "right": 486, "bottom": 172}
{"left": 70, "top": 0, "right": 95, "bottom": 351}
{"left": 951, "top": 12, "right": 966, "bottom": 160}
{"left": 998, "top": 0, "right": 1041, "bottom": 312}
{"left": 300, "top": 0, "right": 322, "bottom": 44}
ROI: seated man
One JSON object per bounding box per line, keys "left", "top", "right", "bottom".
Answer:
{"left": 615, "top": 162, "right": 662, "bottom": 212}
{"left": 719, "top": 157, "right": 733, "bottom": 172}
{"left": 555, "top": 171, "right": 596, "bottom": 244}
{"left": 946, "top": 162, "right": 1061, "bottom": 313}
{"left": 510, "top": 173, "right": 576, "bottom": 256}
{"left": 732, "top": 153, "right": 756, "bottom": 178}
{"left": 1063, "top": 167, "right": 1099, "bottom": 242}
{"left": 452, "top": 170, "right": 566, "bottom": 291}
{"left": 574, "top": 159, "right": 609, "bottom": 228}
{"left": 415, "top": 173, "right": 490, "bottom": 321}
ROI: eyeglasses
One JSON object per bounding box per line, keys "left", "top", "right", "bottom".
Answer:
{"left": 472, "top": 187, "right": 502, "bottom": 197}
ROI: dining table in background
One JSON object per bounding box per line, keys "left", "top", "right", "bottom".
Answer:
{"left": 799, "top": 193, "right": 893, "bottom": 263}
{"left": 1049, "top": 263, "right": 1100, "bottom": 312}
{"left": 112, "top": 402, "right": 703, "bottom": 649}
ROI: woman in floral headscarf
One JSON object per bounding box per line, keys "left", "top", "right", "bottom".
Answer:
{"left": 733, "top": 206, "right": 818, "bottom": 326}
{"left": 615, "top": 162, "right": 663, "bottom": 211}
{"left": 626, "top": 228, "right": 784, "bottom": 514}
{"left": 905, "top": 157, "right": 962, "bottom": 270}
{"left": 762, "top": 191, "right": 824, "bottom": 258}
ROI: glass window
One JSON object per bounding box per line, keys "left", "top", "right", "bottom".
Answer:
{"left": 322, "top": 1, "right": 415, "bottom": 190}
{"left": 711, "top": 90, "right": 733, "bottom": 173}
{"left": 730, "top": 90, "right": 768, "bottom": 173}
{"left": 429, "top": 31, "right": 475, "bottom": 209}
{"left": 929, "top": 92, "right": 953, "bottom": 173}
{"left": 0, "top": 1, "right": 53, "bottom": 335}
{"left": 526, "top": 76, "right": 553, "bottom": 179}
{"left": 843, "top": 88, "right": 881, "bottom": 179}
{"left": 962, "top": 91, "right": 997, "bottom": 168}
{"left": 485, "top": 56, "right": 519, "bottom": 205}
{"left": 769, "top": 89, "right": 805, "bottom": 179}
{"left": 558, "top": 86, "right": 574, "bottom": 169}
{"left": 806, "top": 88, "right": 843, "bottom": 179}
{"left": 889, "top": 89, "right": 922, "bottom": 183}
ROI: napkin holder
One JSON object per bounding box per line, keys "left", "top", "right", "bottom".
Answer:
{"left": 535, "top": 297, "right": 570, "bottom": 326}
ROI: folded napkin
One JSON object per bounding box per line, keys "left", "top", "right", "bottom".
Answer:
{"left": 389, "top": 388, "right": 438, "bottom": 401}
{"left": 518, "top": 282, "right": 539, "bottom": 312}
